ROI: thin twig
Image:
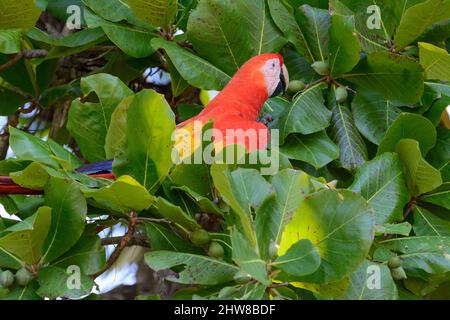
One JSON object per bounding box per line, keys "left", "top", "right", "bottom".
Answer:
{"left": 403, "top": 198, "right": 417, "bottom": 220}
{"left": 91, "top": 212, "right": 139, "bottom": 279}
{"left": 0, "top": 49, "right": 48, "bottom": 73}
{"left": 101, "top": 235, "right": 150, "bottom": 248}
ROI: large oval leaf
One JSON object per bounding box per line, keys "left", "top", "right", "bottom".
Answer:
{"left": 67, "top": 73, "right": 133, "bottom": 162}
{"left": 279, "top": 84, "right": 331, "bottom": 143}
{"left": 350, "top": 153, "right": 410, "bottom": 224}
{"left": 279, "top": 189, "right": 375, "bottom": 283}
{"left": 114, "top": 89, "right": 175, "bottom": 193}
{"left": 329, "top": 102, "right": 368, "bottom": 171}
{"left": 42, "top": 177, "right": 87, "bottom": 263}
{"left": 144, "top": 251, "right": 239, "bottom": 285}
{"left": 343, "top": 52, "right": 424, "bottom": 104}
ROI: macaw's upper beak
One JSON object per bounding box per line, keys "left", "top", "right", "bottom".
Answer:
{"left": 271, "top": 64, "right": 290, "bottom": 98}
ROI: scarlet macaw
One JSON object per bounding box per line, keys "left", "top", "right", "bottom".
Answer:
{"left": 0, "top": 53, "right": 289, "bottom": 194}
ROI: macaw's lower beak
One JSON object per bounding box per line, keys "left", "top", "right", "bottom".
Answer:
{"left": 271, "top": 64, "right": 290, "bottom": 98}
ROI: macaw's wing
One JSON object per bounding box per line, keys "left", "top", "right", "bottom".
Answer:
{"left": 213, "top": 115, "right": 270, "bottom": 153}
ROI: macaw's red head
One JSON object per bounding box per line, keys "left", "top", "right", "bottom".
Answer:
{"left": 233, "top": 53, "right": 290, "bottom": 99}
{"left": 199, "top": 53, "right": 289, "bottom": 122}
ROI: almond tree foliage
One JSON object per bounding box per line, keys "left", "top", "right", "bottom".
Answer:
{"left": 0, "top": 0, "right": 449, "bottom": 300}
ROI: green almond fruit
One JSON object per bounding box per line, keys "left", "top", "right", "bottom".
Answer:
{"left": 15, "top": 268, "right": 33, "bottom": 286}
{"left": 388, "top": 256, "right": 402, "bottom": 269}
{"left": 208, "top": 242, "right": 224, "bottom": 259}
{"left": 288, "top": 80, "right": 305, "bottom": 93}
{"left": 311, "top": 61, "right": 329, "bottom": 75}
{"left": 233, "top": 270, "right": 252, "bottom": 284}
{"left": 190, "top": 229, "right": 210, "bottom": 246}
{"left": 0, "top": 270, "right": 15, "bottom": 288}
{"left": 268, "top": 240, "right": 279, "bottom": 260}
{"left": 335, "top": 87, "right": 348, "bottom": 103}
{"left": 391, "top": 266, "right": 407, "bottom": 280}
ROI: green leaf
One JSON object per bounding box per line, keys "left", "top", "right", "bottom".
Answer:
{"left": 231, "top": 228, "right": 269, "bottom": 285}
{"left": 0, "top": 86, "right": 28, "bottom": 115}
{"left": 37, "top": 266, "right": 95, "bottom": 299}
{"left": 378, "top": 113, "right": 437, "bottom": 156}
{"left": 234, "top": 0, "right": 287, "bottom": 55}
{"left": 273, "top": 239, "right": 321, "bottom": 277}
{"left": 420, "top": 183, "right": 450, "bottom": 209}
{"left": 144, "top": 222, "right": 202, "bottom": 253}
{"left": 104, "top": 95, "right": 134, "bottom": 159}
{"left": 170, "top": 163, "right": 215, "bottom": 199}
{"left": 379, "top": 236, "right": 450, "bottom": 279}
{"left": 343, "top": 52, "right": 424, "bottom": 104}
{"left": 26, "top": 27, "right": 106, "bottom": 48}
{"left": 150, "top": 197, "right": 200, "bottom": 232}
{"left": 42, "top": 177, "right": 87, "bottom": 263}
{"left": 427, "top": 127, "right": 450, "bottom": 182}
{"left": 187, "top": 0, "right": 253, "bottom": 75}
{"left": 329, "top": 102, "right": 368, "bottom": 171}
{"left": 424, "top": 95, "right": 450, "bottom": 126}
{"left": 394, "top": 0, "right": 450, "bottom": 50}
{"left": 295, "top": 5, "right": 330, "bottom": 62}
{"left": 280, "top": 131, "right": 339, "bottom": 169}
{"left": 9, "top": 127, "right": 78, "bottom": 169}
{"left": 144, "top": 251, "right": 239, "bottom": 285}
{"left": 0, "top": 206, "right": 51, "bottom": 265}
{"left": 395, "top": 139, "right": 442, "bottom": 196}
{"left": 335, "top": 0, "right": 392, "bottom": 53}
{"left": 350, "top": 153, "right": 410, "bottom": 224}
{"left": 167, "top": 56, "right": 189, "bottom": 98}
{"left": 67, "top": 73, "right": 133, "bottom": 162}
{"left": 211, "top": 165, "right": 271, "bottom": 246}
{"left": 84, "top": 8, "right": 156, "bottom": 58}
{"left": 151, "top": 38, "right": 230, "bottom": 90}
{"left": 329, "top": 14, "right": 361, "bottom": 75}
{"left": 267, "top": 0, "right": 314, "bottom": 62}
{"left": 375, "top": 222, "right": 412, "bottom": 236}
{"left": 0, "top": 0, "right": 42, "bottom": 29}
{"left": 1, "top": 281, "right": 41, "bottom": 300}
{"left": 279, "top": 84, "right": 331, "bottom": 142}
{"left": 352, "top": 91, "right": 401, "bottom": 145}
{"left": 0, "top": 30, "right": 22, "bottom": 54}
{"left": 114, "top": 89, "right": 175, "bottom": 193}
{"left": 10, "top": 162, "right": 50, "bottom": 190}
{"left": 279, "top": 189, "right": 374, "bottom": 283}
{"left": 419, "top": 42, "right": 450, "bottom": 81}
{"left": 255, "top": 169, "right": 311, "bottom": 260}
{"left": 51, "top": 233, "right": 106, "bottom": 276}
{"left": 83, "top": 0, "right": 137, "bottom": 23}
{"left": 173, "top": 186, "right": 223, "bottom": 215}
{"left": 126, "top": 0, "right": 178, "bottom": 28}
{"left": 341, "top": 260, "right": 398, "bottom": 300}
{"left": 83, "top": 175, "right": 155, "bottom": 214}
{"left": 413, "top": 206, "right": 450, "bottom": 236}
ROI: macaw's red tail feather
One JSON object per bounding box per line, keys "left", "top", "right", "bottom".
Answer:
{"left": 0, "top": 173, "right": 115, "bottom": 195}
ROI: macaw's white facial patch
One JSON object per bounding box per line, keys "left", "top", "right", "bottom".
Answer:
{"left": 261, "top": 58, "right": 282, "bottom": 97}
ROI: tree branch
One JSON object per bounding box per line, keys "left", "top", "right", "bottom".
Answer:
{"left": 101, "top": 235, "right": 150, "bottom": 248}
{"left": 0, "top": 49, "right": 48, "bottom": 73}
{"left": 91, "top": 212, "right": 139, "bottom": 279}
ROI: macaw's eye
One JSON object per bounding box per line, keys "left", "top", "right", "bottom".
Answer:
{"left": 272, "top": 63, "right": 275, "bottom": 67}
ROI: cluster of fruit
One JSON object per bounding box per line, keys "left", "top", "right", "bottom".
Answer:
{"left": 388, "top": 256, "right": 407, "bottom": 281}
{"left": 288, "top": 60, "right": 348, "bottom": 103}
{"left": 0, "top": 268, "right": 34, "bottom": 289}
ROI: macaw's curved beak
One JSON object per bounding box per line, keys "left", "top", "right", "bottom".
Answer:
{"left": 271, "top": 64, "right": 289, "bottom": 98}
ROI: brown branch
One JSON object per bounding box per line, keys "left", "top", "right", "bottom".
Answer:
{"left": 403, "top": 198, "right": 417, "bottom": 220}
{"left": 0, "top": 50, "right": 48, "bottom": 73}
{"left": 91, "top": 212, "right": 139, "bottom": 279}
{"left": 101, "top": 235, "right": 150, "bottom": 248}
